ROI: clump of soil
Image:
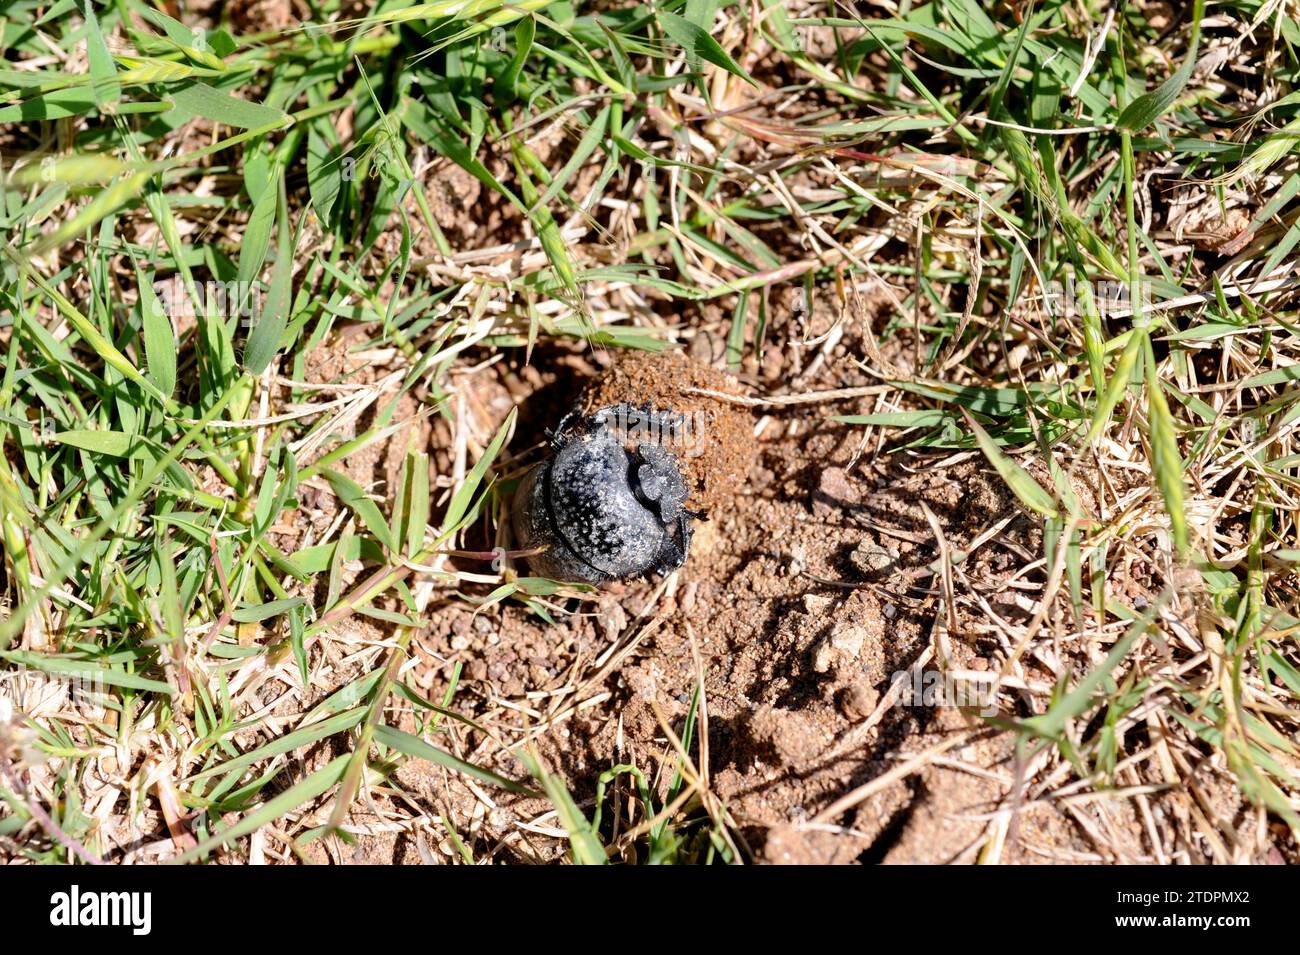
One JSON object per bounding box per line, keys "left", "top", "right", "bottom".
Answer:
{"left": 580, "top": 351, "right": 750, "bottom": 515}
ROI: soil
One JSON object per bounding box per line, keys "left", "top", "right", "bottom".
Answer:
{"left": 287, "top": 301, "right": 1258, "bottom": 866}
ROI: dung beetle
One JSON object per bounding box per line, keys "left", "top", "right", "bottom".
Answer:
{"left": 511, "top": 403, "right": 702, "bottom": 583}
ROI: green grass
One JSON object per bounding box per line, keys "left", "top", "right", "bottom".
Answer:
{"left": 1, "top": 0, "right": 1299, "bottom": 863}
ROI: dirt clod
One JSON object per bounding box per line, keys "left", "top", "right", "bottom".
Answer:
{"left": 581, "top": 351, "right": 751, "bottom": 515}
{"left": 838, "top": 681, "right": 881, "bottom": 721}
{"left": 851, "top": 540, "right": 900, "bottom": 577}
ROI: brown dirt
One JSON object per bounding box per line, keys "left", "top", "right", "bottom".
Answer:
{"left": 309, "top": 313, "right": 1177, "bottom": 865}
{"left": 227, "top": 0, "right": 298, "bottom": 34}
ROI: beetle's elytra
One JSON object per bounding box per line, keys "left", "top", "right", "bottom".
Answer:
{"left": 511, "top": 403, "right": 701, "bottom": 583}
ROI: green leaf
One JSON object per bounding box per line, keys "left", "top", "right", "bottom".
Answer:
{"left": 230, "top": 596, "right": 307, "bottom": 623}
{"left": 306, "top": 126, "right": 345, "bottom": 223}
{"left": 9, "top": 153, "right": 128, "bottom": 186}
{"left": 499, "top": 15, "right": 536, "bottom": 103}
{"left": 402, "top": 99, "right": 521, "bottom": 209}
{"left": 175, "top": 754, "right": 350, "bottom": 862}
{"left": 374, "top": 724, "right": 533, "bottom": 794}
{"left": 322, "top": 467, "right": 400, "bottom": 552}
{"left": 834, "top": 410, "right": 953, "bottom": 428}
{"left": 50, "top": 428, "right": 137, "bottom": 457}
{"left": 657, "top": 11, "right": 756, "bottom": 86}
{"left": 5, "top": 248, "right": 167, "bottom": 403}
{"left": 404, "top": 452, "right": 430, "bottom": 556}
{"left": 0, "top": 88, "right": 97, "bottom": 123}
{"left": 1116, "top": 0, "right": 1205, "bottom": 131}
{"left": 0, "top": 650, "right": 173, "bottom": 695}
{"left": 1020, "top": 603, "right": 1158, "bottom": 740}
{"left": 243, "top": 176, "right": 293, "bottom": 375}
{"left": 1145, "top": 370, "right": 1190, "bottom": 559}
{"left": 441, "top": 408, "right": 515, "bottom": 534}
{"left": 521, "top": 747, "right": 606, "bottom": 863}
{"left": 1239, "top": 365, "right": 1300, "bottom": 390}
{"left": 136, "top": 267, "right": 176, "bottom": 397}
{"left": 963, "top": 412, "right": 1059, "bottom": 519}
{"left": 534, "top": 105, "right": 610, "bottom": 210}
{"left": 82, "top": 0, "right": 121, "bottom": 107}
{"left": 1084, "top": 329, "right": 1145, "bottom": 447}
{"left": 188, "top": 709, "right": 366, "bottom": 781}
{"left": 168, "top": 82, "right": 289, "bottom": 130}
{"left": 236, "top": 160, "right": 277, "bottom": 299}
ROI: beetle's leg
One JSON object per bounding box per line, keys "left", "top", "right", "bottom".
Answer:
{"left": 652, "top": 510, "right": 694, "bottom": 574}
{"left": 677, "top": 510, "right": 695, "bottom": 551}
{"left": 652, "top": 534, "right": 685, "bottom": 575}
{"left": 547, "top": 408, "right": 589, "bottom": 450}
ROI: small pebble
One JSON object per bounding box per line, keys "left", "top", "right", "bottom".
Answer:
{"left": 803, "top": 594, "right": 833, "bottom": 615}
{"left": 680, "top": 580, "right": 698, "bottom": 613}
{"left": 828, "top": 620, "right": 867, "bottom": 659}
{"left": 812, "top": 466, "right": 859, "bottom": 516}
{"left": 850, "top": 539, "right": 899, "bottom": 577}
{"left": 839, "top": 682, "right": 880, "bottom": 721}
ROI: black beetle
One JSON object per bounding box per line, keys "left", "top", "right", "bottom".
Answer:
{"left": 511, "top": 403, "right": 702, "bottom": 583}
